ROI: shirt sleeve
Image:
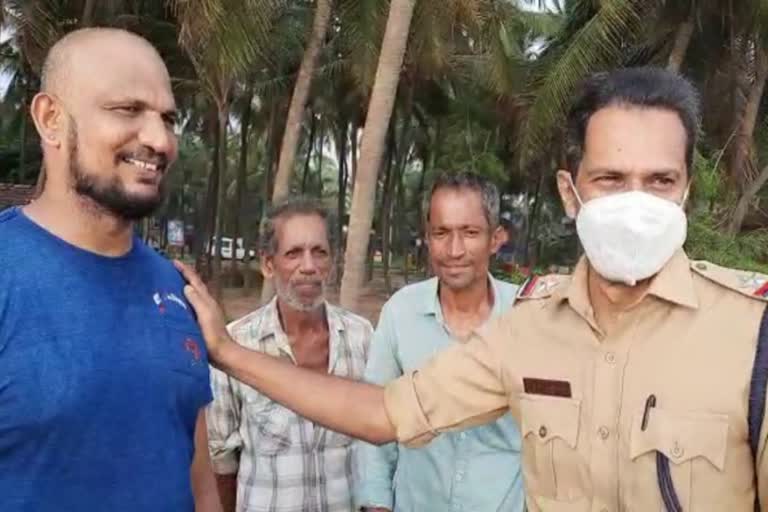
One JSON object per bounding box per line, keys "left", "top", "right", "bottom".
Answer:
{"left": 383, "top": 315, "right": 510, "bottom": 448}
{"left": 354, "top": 303, "right": 402, "bottom": 510}
{"left": 206, "top": 364, "right": 244, "bottom": 475}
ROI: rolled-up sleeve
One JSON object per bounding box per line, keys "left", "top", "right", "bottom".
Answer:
{"left": 383, "top": 316, "right": 510, "bottom": 447}
{"left": 206, "top": 364, "right": 243, "bottom": 475}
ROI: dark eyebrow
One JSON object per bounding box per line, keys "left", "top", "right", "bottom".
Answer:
{"left": 647, "top": 169, "right": 683, "bottom": 177}
{"left": 162, "top": 109, "right": 179, "bottom": 125}
{"left": 585, "top": 168, "right": 627, "bottom": 176}
{"left": 586, "top": 167, "right": 681, "bottom": 177}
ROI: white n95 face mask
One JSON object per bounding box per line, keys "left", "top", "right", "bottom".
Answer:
{"left": 571, "top": 186, "right": 688, "bottom": 287}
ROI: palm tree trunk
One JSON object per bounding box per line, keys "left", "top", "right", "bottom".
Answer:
{"left": 397, "top": 167, "right": 409, "bottom": 285}
{"left": 729, "top": 44, "right": 768, "bottom": 192}
{"left": 418, "top": 121, "right": 440, "bottom": 276}
{"left": 525, "top": 171, "right": 545, "bottom": 267}
{"left": 335, "top": 120, "right": 348, "bottom": 286}
{"left": 415, "top": 146, "right": 429, "bottom": 277}
{"left": 728, "top": 163, "right": 768, "bottom": 235}
{"left": 339, "top": 0, "right": 416, "bottom": 310}
{"left": 211, "top": 101, "right": 229, "bottom": 299}
{"left": 380, "top": 128, "right": 396, "bottom": 294}
{"left": 271, "top": 0, "right": 333, "bottom": 202}
{"left": 367, "top": 140, "right": 394, "bottom": 284}
{"left": 349, "top": 119, "right": 359, "bottom": 190}
{"left": 316, "top": 124, "right": 324, "bottom": 198}
{"left": 200, "top": 109, "right": 221, "bottom": 276}
{"left": 301, "top": 112, "right": 317, "bottom": 194}
{"left": 667, "top": 12, "right": 695, "bottom": 72}
{"left": 81, "top": 0, "right": 97, "bottom": 26}
{"left": 259, "top": 103, "right": 284, "bottom": 304}
{"left": 234, "top": 83, "right": 255, "bottom": 284}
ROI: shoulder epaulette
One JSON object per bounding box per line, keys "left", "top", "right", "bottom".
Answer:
{"left": 690, "top": 260, "right": 768, "bottom": 302}
{"left": 516, "top": 274, "right": 569, "bottom": 300}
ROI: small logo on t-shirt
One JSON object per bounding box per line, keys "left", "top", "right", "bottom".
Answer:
{"left": 184, "top": 338, "right": 202, "bottom": 364}
{"left": 153, "top": 291, "right": 189, "bottom": 314}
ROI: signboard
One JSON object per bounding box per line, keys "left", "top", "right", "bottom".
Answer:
{"left": 167, "top": 219, "right": 185, "bottom": 247}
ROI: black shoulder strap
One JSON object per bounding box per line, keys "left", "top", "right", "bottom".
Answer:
{"left": 748, "top": 305, "right": 768, "bottom": 510}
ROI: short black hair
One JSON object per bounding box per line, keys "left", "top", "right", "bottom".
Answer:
{"left": 423, "top": 171, "right": 500, "bottom": 229}
{"left": 565, "top": 66, "right": 700, "bottom": 176}
{"left": 259, "top": 196, "right": 335, "bottom": 256}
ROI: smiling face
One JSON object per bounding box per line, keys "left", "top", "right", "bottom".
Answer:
{"left": 33, "top": 30, "right": 178, "bottom": 221}
{"left": 426, "top": 187, "right": 505, "bottom": 291}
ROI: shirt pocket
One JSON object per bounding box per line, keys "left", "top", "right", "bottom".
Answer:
{"left": 519, "top": 394, "right": 586, "bottom": 504}
{"left": 628, "top": 407, "right": 729, "bottom": 511}
{"left": 245, "top": 399, "right": 295, "bottom": 456}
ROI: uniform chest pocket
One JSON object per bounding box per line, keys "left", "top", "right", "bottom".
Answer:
{"left": 628, "top": 407, "right": 729, "bottom": 511}
{"left": 246, "top": 400, "right": 295, "bottom": 456}
{"left": 520, "top": 394, "right": 586, "bottom": 504}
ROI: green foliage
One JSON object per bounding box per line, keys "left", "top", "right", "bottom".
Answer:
{"left": 491, "top": 264, "right": 529, "bottom": 285}
{"left": 685, "top": 213, "right": 768, "bottom": 274}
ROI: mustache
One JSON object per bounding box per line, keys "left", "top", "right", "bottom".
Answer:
{"left": 291, "top": 279, "right": 323, "bottom": 286}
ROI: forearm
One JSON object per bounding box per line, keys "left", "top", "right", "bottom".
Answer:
{"left": 191, "top": 453, "right": 223, "bottom": 512}
{"left": 215, "top": 342, "right": 396, "bottom": 444}
{"left": 215, "top": 474, "right": 237, "bottom": 512}
{"left": 191, "top": 412, "right": 223, "bottom": 512}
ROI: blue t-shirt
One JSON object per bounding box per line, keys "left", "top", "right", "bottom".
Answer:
{"left": 0, "top": 207, "right": 213, "bottom": 511}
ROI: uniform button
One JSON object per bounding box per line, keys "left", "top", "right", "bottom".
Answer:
{"left": 696, "top": 262, "right": 708, "bottom": 271}
{"left": 455, "top": 471, "right": 464, "bottom": 482}
{"left": 459, "top": 432, "right": 467, "bottom": 440}
{"left": 604, "top": 352, "right": 616, "bottom": 364}
{"left": 598, "top": 426, "right": 610, "bottom": 440}
{"left": 672, "top": 442, "right": 684, "bottom": 459}
{"left": 539, "top": 425, "right": 548, "bottom": 438}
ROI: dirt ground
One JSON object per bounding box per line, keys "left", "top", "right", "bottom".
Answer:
{"left": 221, "top": 268, "right": 411, "bottom": 325}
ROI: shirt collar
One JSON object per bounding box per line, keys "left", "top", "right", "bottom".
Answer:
{"left": 256, "top": 297, "right": 346, "bottom": 344}
{"left": 646, "top": 250, "right": 699, "bottom": 309}
{"left": 556, "top": 249, "right": 699, "bottom": 312}
{"left": 421, "top": 273, "right": 504, "bottom": 319}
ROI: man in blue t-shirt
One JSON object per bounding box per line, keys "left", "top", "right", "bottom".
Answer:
{"left": 0, "top": 28, "right": 221, "bottom": 511}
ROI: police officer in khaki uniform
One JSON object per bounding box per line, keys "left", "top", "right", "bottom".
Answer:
{"left": 178, "top": 67, "right": 768, "bottom": 511}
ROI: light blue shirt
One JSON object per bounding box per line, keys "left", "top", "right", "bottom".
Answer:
{"left": 354, "top": 276, "right": 524, "bottom": 512}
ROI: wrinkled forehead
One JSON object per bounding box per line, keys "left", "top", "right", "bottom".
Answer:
{"left": 274, "top": 213, "right": 330, "bottom": 250}
{"left": 62, "top": 41, "right": 175, "bottom": 113}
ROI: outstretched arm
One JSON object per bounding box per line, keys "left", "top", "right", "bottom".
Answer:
{"left": 175, "top": 260, "right": 396, "bottom": 445}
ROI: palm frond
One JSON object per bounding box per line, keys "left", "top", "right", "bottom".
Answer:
{"left": 518, "top": 0, "right": 657, "bottom": 168}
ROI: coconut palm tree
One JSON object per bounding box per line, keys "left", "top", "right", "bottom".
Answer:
{"left": 339, "top": 0, "right": 416, "bottom": 309}
{"left": 271, "top": 0, "right": 334, "bottom": 202}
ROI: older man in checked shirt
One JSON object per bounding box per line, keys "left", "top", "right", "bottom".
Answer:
{"left": 206, "top": 197, "right": 372, "bottom": 512}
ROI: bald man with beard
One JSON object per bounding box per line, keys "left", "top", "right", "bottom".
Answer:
{"left": 0, "top": 29, "right": 221, "bottom": 511}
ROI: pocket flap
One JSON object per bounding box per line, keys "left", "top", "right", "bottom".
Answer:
{"left": 629, "top": 407, "right": 729, "bottom": 471}
{"left": 520, "top": 394, "right": 581, "bottom": 448}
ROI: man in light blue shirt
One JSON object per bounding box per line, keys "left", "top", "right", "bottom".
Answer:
{"left": 354, "top": 172, "right": 524, "bottom": 512}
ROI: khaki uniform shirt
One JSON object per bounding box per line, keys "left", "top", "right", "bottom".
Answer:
{"left": 384, "top": 251, "right": 768, "bottom": 511}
